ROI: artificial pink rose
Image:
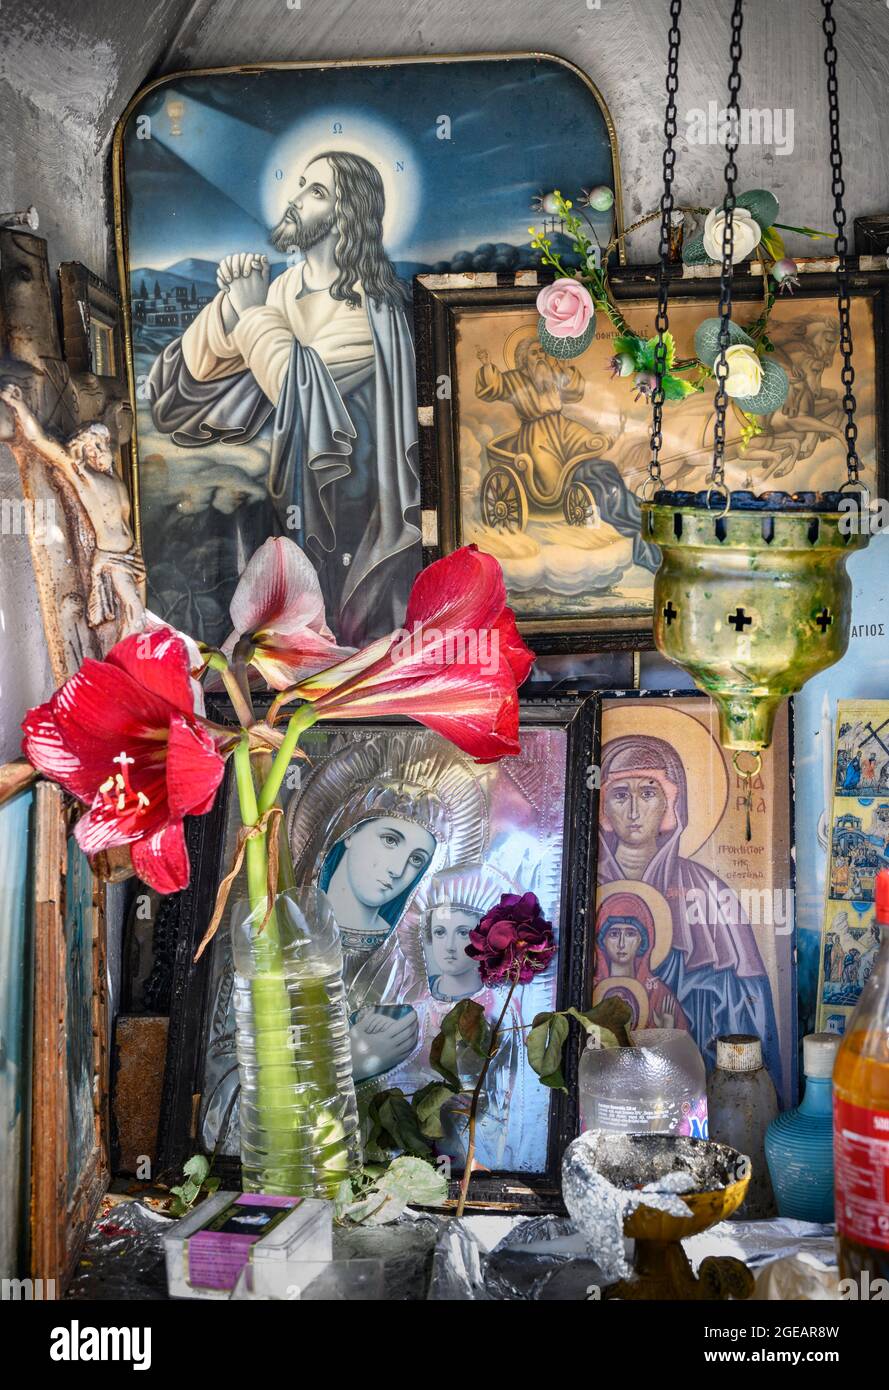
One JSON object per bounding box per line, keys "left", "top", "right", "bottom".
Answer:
{"left": 536, "top": 280, "right": 595, "bottom": 339}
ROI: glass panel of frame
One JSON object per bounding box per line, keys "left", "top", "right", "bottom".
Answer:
{"left": 159, "top": 695, "right": 597, "bottom": 1208}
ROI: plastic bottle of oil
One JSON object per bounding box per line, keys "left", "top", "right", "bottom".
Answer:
{"left": 833, "top": 868, "right": 889, "bottom": 1281}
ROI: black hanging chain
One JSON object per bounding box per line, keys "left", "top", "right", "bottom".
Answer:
{"left": 822, "top": 0, "right": 861, "bottom": 488}
{"left": 708, "top": 0, "right": 745, "bottom": 499}
{"left": 646, "top": 0, "right": 683, "bottom": 493}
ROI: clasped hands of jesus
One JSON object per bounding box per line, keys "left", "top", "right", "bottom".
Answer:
{"left": 217, "top": 253, "right": 271, "bottom": 319}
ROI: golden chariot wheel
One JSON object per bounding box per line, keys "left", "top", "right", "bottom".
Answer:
{"left": 481, "top": 465, "right": 528, "bottom": 532}
{"left": 563, "top": 478, "right": 597, "bottom": 527}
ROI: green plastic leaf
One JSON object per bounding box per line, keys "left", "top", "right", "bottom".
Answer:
{"left": 735, "top": 188, "right": 780, "bottom": 231}
{"left": 538, "top": 315, "right": 596, "bottom": 361}
{"left": 731, "top": 356, "right": 790, "bottom": 415}
{"left": 774, "top": 220, "right": 829, "bottom": 240}
{"left": 612, "top": 334, "right": 638, "bottom": 356}
{"left": 693, "top": 316, "right": 754, "bottom": 368}
{"left": 526, "top": 1011, "right": 570, "bottom": 1089}
{"left": 640, "top": 331, "right": 676, "bottom": 375}
{"left": 661, "top": 373, "right": 697, "bottom": 401}
{"left": 681, "top": 232, "right": 710, "bottom": 265}
{"left": 413, "top": 1081, "right": 458, "bottom": 1140}
{"left": 760, "top": 225, "right": 785, "bottom": 263}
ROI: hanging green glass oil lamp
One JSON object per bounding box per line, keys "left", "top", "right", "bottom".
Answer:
{"left": 641, "top": 0, "right": 869, "bottom": 780}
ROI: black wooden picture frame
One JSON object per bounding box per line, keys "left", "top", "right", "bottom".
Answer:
{"left": 593, "top": 686, "right": 799, "bottom": 1107}
{"left": 414, "top": 264, "right": 888, "bottom": 655}
{"left": 157, "top": 690, "right": 600, "bottom": 1211}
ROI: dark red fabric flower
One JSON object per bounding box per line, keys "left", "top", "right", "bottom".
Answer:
{"left": 466, "top": 891, "right": 557, "bottom": 986}
{"left": 21, "top": 628, "right": 225, "bottom": 894}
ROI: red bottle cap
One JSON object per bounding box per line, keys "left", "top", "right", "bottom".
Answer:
{"left": 877, "top": 869, "right": 889, "bottom": 924}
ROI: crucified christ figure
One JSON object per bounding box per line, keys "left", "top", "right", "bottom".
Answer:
{"left": 1, "top": 382, "right": 146, "bottom": 641}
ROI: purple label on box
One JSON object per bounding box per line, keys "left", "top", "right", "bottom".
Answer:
{"left": 186, "top": 1194, "right": 301, "bottom": 1291}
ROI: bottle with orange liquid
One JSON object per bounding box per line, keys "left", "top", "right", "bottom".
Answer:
{"left": 833, "top": 868, "right": 889, "bottom": 1280}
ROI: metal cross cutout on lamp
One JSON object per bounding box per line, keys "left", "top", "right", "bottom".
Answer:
{"left": 640, "top": 0, "right": 869, "bottom": 764}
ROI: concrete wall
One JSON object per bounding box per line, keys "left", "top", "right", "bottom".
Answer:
{"left": 1, "top": 0, "right": 887, "bottom": 753}
{"left": 0, "top": 0, "right": 195, "bottom": 758}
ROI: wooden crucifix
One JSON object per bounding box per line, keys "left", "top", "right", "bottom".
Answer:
{"left": 0, "top": 228, "right": 146, "bottom": 683}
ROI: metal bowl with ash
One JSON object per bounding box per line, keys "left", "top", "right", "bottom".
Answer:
{"left": 562, "top": 1131, "right": 754, "bottom": 1300}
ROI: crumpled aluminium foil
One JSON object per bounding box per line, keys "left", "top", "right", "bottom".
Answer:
{"left": 561, "top": 1133, "right": 698, "bottom": 1283}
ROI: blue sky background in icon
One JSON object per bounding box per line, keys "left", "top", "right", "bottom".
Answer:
{"left": 122, "top": 57, "right": 618, "bottom": 278}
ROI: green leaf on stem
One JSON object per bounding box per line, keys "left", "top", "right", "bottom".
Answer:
{"left": 661, "top": 373, "right": 698, "bottom": 400}
{"left": 639, "top": 332, "right": 676, "bottom": 375}
{"left": 413, "top": 1080, "right": 460, "bottom": 1139}
{"left": 455, "top": 998, "right": 490, "bottom": 1055}
{"left": 760, "top": 225, "right": 785, "bottom": 263}
{"left": 526, "top": 1011, "right": 570, "bottom": 1089}
{"left": 429, "top": 998, "right": 490, "bottom": 1086}
{"left": 612, "top": 333, "right": 644, "bottom": 365}
{"left": 735, "top": 189, "right": 780, "bottom": 232}
{"left": 568, "top": 996, "right": 634, "bottom": 1047}
{"left": 366, "top": 1089, "right": 433, "bottom": 1157}
{"left": 429, "top": 1025, "right": 461, "bottom": 1090}
{"left": 338, "top": 1156, "right": 448, "bottom": 1226}
{"left": 182, "top": 1154, "right": 210, "bottom": 1183}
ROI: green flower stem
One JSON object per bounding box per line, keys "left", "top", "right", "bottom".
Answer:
{"left": 233, "top": 726, "right": 352, "bottom": 1196}
{"left": 257, "top": 704, "right": 318, "bottom": 815}
{"left": 773, "top": 221, "right": 829, "bottom": 238}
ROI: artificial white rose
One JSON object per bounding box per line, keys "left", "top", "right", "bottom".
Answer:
{"left": 722, "top": 343, "right": 764, "bottom": 398}
{"left": 702, "top": 206, "right": 762, "bottom": 264}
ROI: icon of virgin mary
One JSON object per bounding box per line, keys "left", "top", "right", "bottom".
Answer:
{"left": 593, "top": 882, "right": 688, "bottom": 1032}
{"left": 286, "top": 730, "right": 488, "bottom": 1083}
{"left": 598, "top": 707, "right": 781, "bottom": 1084}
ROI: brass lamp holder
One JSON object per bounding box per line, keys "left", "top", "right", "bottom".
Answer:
{"left": 643, "top": 488, "right": 868, "bottom": 754}
{"left": 642, "top": 0, "right": 867, "bottom": 767}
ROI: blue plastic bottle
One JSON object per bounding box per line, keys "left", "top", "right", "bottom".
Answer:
{"left": 764, "top": 1033, "right": 839, "bottom": 1223}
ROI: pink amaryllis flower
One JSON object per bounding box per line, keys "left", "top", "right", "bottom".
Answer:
{"left": 290, "top": 545, "right": 535, "bottom": 761}
{"left": 21, "top": 628, "right": 226, "bottom": 893}
{"left": 222, "top": 536, "right": 352, "bottom": 689}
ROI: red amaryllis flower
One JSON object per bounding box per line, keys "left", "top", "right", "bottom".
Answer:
{"left": 222, "top": 536, "right": 352, "bottom": 689}
{"left": 466, "top": 892, "right": 556, "bottom": 986}
{"left": 291, "top": 546, "right": 535, "bottom": 761}
{"left": 21, "top": 628, "right": 225, "bottom": 894}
